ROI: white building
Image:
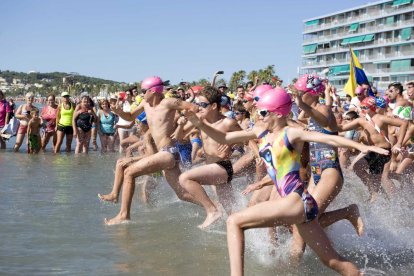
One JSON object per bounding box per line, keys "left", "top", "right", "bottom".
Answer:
{"left": 301, "top": 0, "right": 413, "bottom": 92}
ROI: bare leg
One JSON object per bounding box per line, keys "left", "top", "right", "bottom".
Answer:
{"left": 318, "top": 204, "right": 364, "bottom": 236}
{"left": 65, "top": 134, "right": 73, "bottom": 153}
{"left": 98, "top": 157, "right": 136, "bottom": 203}
{"left": 14, "top": 133, "right": 25, "bottom": 152}
{"left": 179, "top": 163, "right": 230, "bottom": 229}
{"left": 75, "top": 129, "right": 83, "bottom": 154}
{"left": 247, "top": 185, "right": 272, "bottom": 207}
{"left": 381, "top": 162, "right": 396, "bottom": 198}
{"left": 92, "top": 126, "right": 98, "bottom": 151}
{"left": 99, "top": 133, "right": 108, "bottom": 153}
{"left": 108, "top": 135, "right": 115, "bottom": 152}
{"left": 83, "top": 130, "right": 91, "bottom": 154}
{"left": 41, "top": 132, "right": 52, "bottom": 151}
{"left": 105, "top": 152, "right": 193, "bottom": 225}
{"left": 226, "top": 195, "right": 360, "bottom": 276}
{"left": 353, "top": 157, "right": 380, "bottom": 202}
{"left": 139, "top": 175, "right": 157, "bottom": 204}
{"left": 54, "top": 131, "right": 64, "bottom": 153}
{"left": 297, "top": 220, "right": 360, "bottom": 275}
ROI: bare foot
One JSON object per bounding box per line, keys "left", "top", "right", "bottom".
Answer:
{"left": 347, "top": 204, "right": 364, "bottom": 236}
{"left": 198, "top": 211, "right": 222, "bottom": 229}
{"left": 104, "top": 213, "right": 130, "bottom": 225}
{"left": 98, "top": 193, "right": 118, "bottom": 203}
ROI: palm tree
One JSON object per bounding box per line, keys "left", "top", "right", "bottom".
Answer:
{"left": 229, "top": 70, "right": 246, "bottom": 90}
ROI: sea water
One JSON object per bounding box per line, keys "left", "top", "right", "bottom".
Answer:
{"left": 1, "top": 136, "right": 414, "bottom": 275}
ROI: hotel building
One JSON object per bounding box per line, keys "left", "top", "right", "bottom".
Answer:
{"left": 301, "top": 0, "right": 413, "bottom": 92}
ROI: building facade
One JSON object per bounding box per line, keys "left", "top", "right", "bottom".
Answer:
{"left": 301, "top": 0, "right": 413, "bottom": 92}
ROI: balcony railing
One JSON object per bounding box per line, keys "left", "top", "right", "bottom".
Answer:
{"left": 303, "top": 4, "right": 414, "bottom": 33}
{"left": 302, "top": 37, "right": 414, "bottom": 57}
{"left": 302, "top": 50, "right": 414, "bottom": 67}
{"left": 303, "top": 20, "right": 413, "bottom": 44}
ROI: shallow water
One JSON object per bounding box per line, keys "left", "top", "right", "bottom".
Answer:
{"left": 1, "top": 143, "right": 414, "bottom": 275}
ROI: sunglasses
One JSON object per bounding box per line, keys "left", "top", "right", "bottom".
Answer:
{"left": 257, "top": 109, "right": 270, "bottom": 117}
{"left": 253, "top": 96, "right": 260, "bottom": 102}
{"left": 195, "top": 102, "right": 210, "bottom": 108}
{"left": 234, "top": 111, "right": 245, "bottom": 115}
{"left": 360, "top": 106, "right": 371, "bottom": 110}
{"left": 241, "top": 99, "right": 249, "bottom": 104}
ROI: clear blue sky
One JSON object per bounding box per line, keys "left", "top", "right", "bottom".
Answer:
{"left": 1, "top": 0, "right": 371, "bottom": 85}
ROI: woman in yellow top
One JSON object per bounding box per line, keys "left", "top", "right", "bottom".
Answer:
{"left": 54, "top": 92, "right": 75, "bottom": 153}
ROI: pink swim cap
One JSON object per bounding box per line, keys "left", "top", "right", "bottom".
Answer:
{"left": 256, "top": 88, "right": 292, "bottom": 116}
{"left": 355, "top": 86, "right": 365, "bottom": 95}
{"left": 252, "top": 84, "right": 273, "bottom": 100}
{"left": 141, "top": 76, "right": 164, "bottom": 94}
{"left": 294, "top": 74, "right": 325, "bottom": 95}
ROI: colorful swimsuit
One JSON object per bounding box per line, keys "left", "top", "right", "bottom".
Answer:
{"left": 308, "top": 118, "right": 343, "bottom": 185}
{"left": 258, "top": 128, "right": 318, "bottom": 222}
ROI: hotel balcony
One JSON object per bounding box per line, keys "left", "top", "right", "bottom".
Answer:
{"left": 303, "top": 19, "right": 414, "bottom": 44}
{"left": 303, "top": 1, "right": 414, "bottom": 33}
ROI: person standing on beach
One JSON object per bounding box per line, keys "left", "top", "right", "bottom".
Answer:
{"left": 0, "top": 90, "right": 11, "bottom": 149}
{"left": 103, "top": 76, "right": 201, "bottom": 225}
{"left": 13, "top": 92, "right": 37, "bottom": 152}
{"left": 27, "top": 109, "right": 42, "bottom": 154}
{"left": 40, "top": 94, "right": 58, "bottom": 151}
{"left": 54, "top": 92, "right": 75, "bottom": 153}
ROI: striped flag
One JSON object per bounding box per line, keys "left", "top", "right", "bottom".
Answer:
{"left": 343, "top": 47, "right": 372, "bottom": 97}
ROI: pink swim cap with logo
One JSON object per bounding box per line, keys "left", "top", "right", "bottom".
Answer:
{"left": 252, "top": 84, "right": 273, "bottom": 100}
{"left": 256, "top": 88, "right": 292, "bottom": 116}
{"left": 294, "top": 74, "right": 325, "bottom": 95}
{"left": 141, "top": 76, "right": 164, "bottom": 94}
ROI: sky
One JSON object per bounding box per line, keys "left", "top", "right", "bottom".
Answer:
{"left": 0, "top": 0, "right": 372, "bottom": 85}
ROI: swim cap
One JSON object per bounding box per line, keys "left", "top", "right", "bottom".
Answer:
{"left": 189, "top": 86, "right": 204, "bottom": 94}
{"left": 355, "top": 86, "right": 365, "bottom": 95}
{"left": 256, "top": 88, "right": 292, "bottom": 116}
{"left": 294, "top": 74, "right": 325, "bottom": 95}
{"left": 398, "top": 106, "right": 413, "bottom": 121}
{"left": 375, "top": 97, "right": 387, "bottom": 109}
{"left": 141, "top": 76, "right": 164, "bottom": 94}
{"left": 136, "top": 112, "right": 147, "bottom": 125}
{"left": 360, "top": 97, "right": 376, "bottom": 112}
{"left": 252, "top": 84, "right": 273, "bottom": 101}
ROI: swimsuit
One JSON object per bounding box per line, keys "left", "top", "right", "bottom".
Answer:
{"left": 177, "top": 141, "right": 192, "bottom": 167}
{"left": 41, "top": 106, "right": 58, "bottom": 133}
{"left": 258, "top": 128, "right": 318, "bottom": 222}
{"left": 364, "top": 151, "right": 391, "bottom": 175}
{"left": 307, "top": 118, "right": 343, "bottom": 185}
{"left": 76, "top": 111, "right": 94, "bottom": 132}
{"left": 190, "top": 137, "right": 203, "bottom": 148}
{"left": 28, "top": 134, "right": 40, "bottom": 151}
{"left": 99, "top": 111, "right": 116, "bottom": 135}
{"left": 159, "top": 144, "right": 181, "bottom": 165}
{"left": 215, "top": 160, "right": 234, "bottom": 183}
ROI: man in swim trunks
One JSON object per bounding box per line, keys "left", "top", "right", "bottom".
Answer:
{"left": 103, "top": 76, "right": 201, "bottom": 225}
{"left": 179, "top": 86, "right": 242, "bottom": 229}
